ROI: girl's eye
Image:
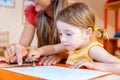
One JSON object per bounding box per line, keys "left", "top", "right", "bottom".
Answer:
{"left": 59, "top": 33, "right": 62, "bottom": 36}
{"left": 66, "top": 33, "right": 72, "bottom": 36}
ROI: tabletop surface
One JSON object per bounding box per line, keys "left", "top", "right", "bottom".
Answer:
{"left": 0, "top": 62, "right": 120, "bottom": 80}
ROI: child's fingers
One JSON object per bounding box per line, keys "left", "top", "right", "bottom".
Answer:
{"left": 48, "top": 55, "right": 62, "bottom": 65}
{"left": 28, "top": 51, "right": 40, "bottom": 60}
{"left": 43, "top": 56, "right": 53, "bottom": 66}
{"left": 26, "top": 54, "right": 38, "bottom": 62}
{"left": 71, "top": 59, "right": 86, "bottom": 69}
{"left": 40, "top": 55, "right": 62, "bottom": 66}
{"left": 39, "top": 56, "right": 48, "bottom": 65}
{"left": 71, "top": 63, "right": 81, "bottom": 69}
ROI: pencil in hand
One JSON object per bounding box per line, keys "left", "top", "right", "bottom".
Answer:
{"left": 2, "top": 46, "right": 31, "bottom": 61}
{"left": 32, "top": 60, "right": 36, "bottom": 67}
{"left": 31, "top": 55, "right": 36, "bottom": 67}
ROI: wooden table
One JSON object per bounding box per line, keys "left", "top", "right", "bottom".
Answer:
{"left": 0, "top": 62, "right": 120, "bottom": 80}
{"left": 0, "top": 62, "right": 71, "bottom": 80}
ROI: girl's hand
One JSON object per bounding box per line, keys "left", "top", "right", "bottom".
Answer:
{"left": 71, "top": 59, "right": 94, "bottom": 69}
{"left": 27, "top": 49, "right": 41, "bottom": 61}
{"left": 4, "top": 44, "right": 28, "bottom": 65}
{"left": 39, "top": 54, "right": 62, "bottom": 66}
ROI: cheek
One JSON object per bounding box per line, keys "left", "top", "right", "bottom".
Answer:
{"left": 40, "top": 0, "right": 51, "bottom": 8}
{"left": 36, "top": 0, "right": 51, "bottom": 11}
{"left": 71, "top": 41, "right": 82, "bottom": 50}
{"left": 72, "top": 39, "right": 80, "bottom": 47}
{"left": 71, "top": 36, "right": 84, "bottom": 49}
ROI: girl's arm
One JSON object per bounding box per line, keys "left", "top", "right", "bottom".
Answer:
{"left": 72, "top": 46, "right": 120, "bottom": 74}
{"left": 41, "top": 43, "right": 67, "bottom": 55}
{"left": 90, "top": 46, "right": 120, "bottom": 74}
{"left": 90, "top": 46, "right": 120, "bottom": 63}
{"left": 72, "top": 59, "right": 120, "bottom": 74}
{"left": 28, "top": 43, "right": 67, "bottom": 59}
{"left": 91, "top": 61, "right": 120, "bottom": 74}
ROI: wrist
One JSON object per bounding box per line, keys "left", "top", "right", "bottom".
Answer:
{"left": 38, "top": 48, "right": 44, "bottom": 56}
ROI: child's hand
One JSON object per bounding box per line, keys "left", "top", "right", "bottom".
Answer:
{"left": 39, "top": 54, "right": 62, "bottom": 66}
{"left": 27, "top": 49, "right": 41, "bottom": 61}
{"left": 71, "top": 59, "right": 94, "bottom": 69}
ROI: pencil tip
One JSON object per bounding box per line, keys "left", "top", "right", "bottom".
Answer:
{"left": 32, "top": 61, "right": 36, "bottom": 67}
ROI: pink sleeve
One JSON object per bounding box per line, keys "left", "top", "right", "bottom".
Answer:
{"left": 24, "top": 5, "right": 38, "bottom": 26}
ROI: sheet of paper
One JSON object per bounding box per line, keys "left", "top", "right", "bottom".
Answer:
{"left": 3, "top": 66, "right": 109, "bottom": 80}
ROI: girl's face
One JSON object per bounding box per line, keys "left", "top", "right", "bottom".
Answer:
{"left": 32, "top": 0, "right": 52, "bottom": 12}
{"left": 57, "top": 21, "right": 88, "bottom": 51}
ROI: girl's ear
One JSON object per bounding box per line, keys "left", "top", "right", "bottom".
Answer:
{"left": 85, "top": 27, "right": 92, "bottom": 38}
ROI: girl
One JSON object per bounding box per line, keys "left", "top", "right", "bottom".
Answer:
{"left": 56, "top": 2, "right": 120, "bottom": 74}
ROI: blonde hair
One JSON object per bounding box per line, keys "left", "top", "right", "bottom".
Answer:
{"left": 94, "top": 28, "right": 109, "bottom": 41}
{"left": 57, "top": 2, "right": 108, "bottom": 41}
{"left": 36, "top": 0, "right": 68, "bottom": 47}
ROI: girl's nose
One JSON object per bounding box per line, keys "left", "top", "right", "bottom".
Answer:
{"left": 60, "top": 36, "right": 66, "bottom": 43}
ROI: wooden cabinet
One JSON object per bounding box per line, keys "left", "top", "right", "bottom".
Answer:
{"left": 104, "top": 1, "right": 120, "bottom": 55}
{"left": 104, "top": 38, "right": 120, "bottom": 54}
{"left": 105, "top": 1, "right": 120, "bottom": 10}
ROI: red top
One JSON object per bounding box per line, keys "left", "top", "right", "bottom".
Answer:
{"left": 24, "top": 5, "right": 38, "bottom": 26}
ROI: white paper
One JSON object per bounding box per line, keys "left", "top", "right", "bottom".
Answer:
{"left": 3, "top": 66, "right": 109, "bottom": 80}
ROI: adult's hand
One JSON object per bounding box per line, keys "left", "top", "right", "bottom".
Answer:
{"left": 4, "top": 44, "right": 28, "bottom": 65}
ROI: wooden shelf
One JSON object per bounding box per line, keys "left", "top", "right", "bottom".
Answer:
{"left": 109, "top": 37, "right": 120, "bottom": 40}
{"left": 104, "top": 38, "right": 120, "bottom": 54}
{"left": 104, "top": 37, "right": 120, "bottom": 41}
{"left": 104, "top": 1, "right": 120, "bottom": 55}
{"left": 105, "top": 1, "right": 120, "bottom": 10}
